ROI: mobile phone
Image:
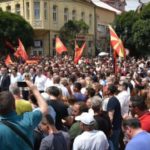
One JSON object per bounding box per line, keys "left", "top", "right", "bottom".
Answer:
{"left": 17, "top": 81, "right": 27, "bottom": 87}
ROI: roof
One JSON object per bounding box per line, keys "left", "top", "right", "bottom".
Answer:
{"left": 91, "top": 0, "right": 122, "bottom": 14}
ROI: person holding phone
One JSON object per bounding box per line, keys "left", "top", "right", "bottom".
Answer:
{"left": 0, "top": 80, "right": 48, "bottom": 150}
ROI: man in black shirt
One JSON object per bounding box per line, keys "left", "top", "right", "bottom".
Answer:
{"left": 107, "top": 84, "right": 122, "bottom": 150}
{"left": 46, "top": 86, "right": 71, "bottom": 130}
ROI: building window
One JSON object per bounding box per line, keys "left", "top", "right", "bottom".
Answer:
{"left": 72, "top": 10, "right": 76, "bottom": 20}
{"left": 44, "top": 2, "right": 47, "bottom": 20}
{"left": 6, "top": 6, "right": 11, "bottom": 12}
{"left": 53, "top": 5, "right": 57, "bottom": 22}
{"left": 64, "top": 8, "right": 69, "bottom": 22}
{"left": 34, "top": 1, "right": 40, "bottom": 20}
{"left": 97, "top": 24, "right": 107, "bottom": 37}
{"left": 26, "top": 2, "right": 30, "bottom": 19}
{"left": 89, "top": 14, "right": 92, "bottom": 26}
{"left": 15, "top": 4, "right": 20, "bottom": 15}
{"left": 81, "top": 12, "right": 85, "bottom": 21}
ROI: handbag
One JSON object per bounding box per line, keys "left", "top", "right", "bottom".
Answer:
{"left": 0, "top": 120, "right": 33, "bottom": 149}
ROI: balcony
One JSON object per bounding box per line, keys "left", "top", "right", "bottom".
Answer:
{"left": 33, "top": 20, "right": 42, "bottom": 29}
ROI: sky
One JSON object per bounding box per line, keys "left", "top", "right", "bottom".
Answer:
{"left": 125, "top": 0, "right": 150, "bottom": 11}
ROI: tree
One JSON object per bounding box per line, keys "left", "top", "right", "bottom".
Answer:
{"left": 140, "top": 3, "right": 150, "bottom": 20}
{"left": 59, "top": 20, "right": 89, "bottom": 52}
{"left": 113, "top": 11, "right": 139, "bottom": 56}
{"left": 0, "top": 11, "right": 34, "bottom": 56}
{"left": 132, "top": 19, "right": 150, "bottom": 55}
{"left": 113, "top": 3, "right": 150, "bottom": 56}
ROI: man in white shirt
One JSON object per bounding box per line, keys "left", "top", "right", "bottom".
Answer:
{"left": 53, "top": 75, "right": 70, "bottom": 98}
{"left": 73, "top": 112, "right": 109, "bottom": 150}
{"left": 117, "top": 82, "right": 130, "bottom": 119}
{"left": 10, "top": 67, "right": 22, "bottom": 84}
{"left": 34, "top": 67, "right": 47, "bottom": 93}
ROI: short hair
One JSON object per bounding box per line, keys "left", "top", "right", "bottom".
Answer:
{"left": 9, "top": 84, "right": 20, "bottom": 95}
{"left": 122, "top": 118, "right": 141, "bottom": 129}
{"left": 41, "top": 114, "right": 55, "bottom": 125}
{"left": 91, "top": 96, "right": 102, "bottom": 113}
{"left": 86, "top": 87, "right": 95, "bottom": 97}
{"left": 130, "top": 96, "right": 147, "bottom": 111}
{"left": 0, "top": 91, "right": 15, "bottom": 114}
{"left": 108, "top": 84, "right": 117, "bottom": 94}
{"left": 121, "top": 82, "right": 128, "bottom": 90}
{"left": 74, "top": 82, "right": 82, "bottom": 91}
{"left": 76, "top": 102, "right": 88, "bottom": 113}
{"left": 69, "top": 75, "right": 76, "bottom": 83}
{"left": 53, "top": 75, "right": 60, "bottom": 84}
{"left": 46, "top": 86, "right": 60, "bottom": 97}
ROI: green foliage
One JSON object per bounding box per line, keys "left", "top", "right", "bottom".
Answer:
{"left": 132, "top": 19, "right": 150, "bottom": 55}
{"left": 113, "top": 3, "right": 150, "bottom": 56}
{"left": 113, "top": 11, "right": 139, "bottom": 56}
{"left": 140, "top": 3, "right": 150, "bottom": 20}
{"left": 59, "top": 20, "right": 89, "bottom": 51}
{"left": 0, "top": 11, "right": 33, "bottom": 55}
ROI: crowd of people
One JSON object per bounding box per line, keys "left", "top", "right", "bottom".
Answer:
{"left": 0, "top": 55, "right": 150, "bottom": 150}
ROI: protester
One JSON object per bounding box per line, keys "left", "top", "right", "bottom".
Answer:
{"left": 73, "top": 112, "right": 109, "bottom": 150}
{"left": 122, "top": 118, "right": 150, "bottom": 150}
{"left": 129, "top": 95, "right": 150, "bottom": 132}
{"left": 117, "top": 82, "right": 130, "bottom": 119}
{"left": 0, "top": 80, "right": 48, "bottom": 150}
{"left": 34, "top": 66, "right": 47, "bottom": 93}
{"left": 39, "top": 114, "right": 70, "bottom": 150}
{"left": 0, "top": 66, "right": 10, "bottom": 91}
{"left": 9, "top": 83, "right": 32, "bottom": 115}
{"left": 46, "top": 86, "right": 71, "bottom": 130}
{"left": 107, "top": 84, "right": 122, "bottom": 150}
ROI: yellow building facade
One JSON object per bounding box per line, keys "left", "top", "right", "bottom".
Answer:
{"left": 0, "top": 0, "right": 120, "bottom": 56}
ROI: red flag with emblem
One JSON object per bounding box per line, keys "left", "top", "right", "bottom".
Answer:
{"left": 55, "top": 37, "right": 67, "bottom": 54}
{"left": 108, "top": 25, "right": 126, "bottom": 58}
{"left": 108, "top": 25, "right": 126, "bottom": 73}
{"left": 14, "top": 39, "right": 28, "bottom": 61}
{"left": 74, "top": 42, "right": 86, "bottom": 64}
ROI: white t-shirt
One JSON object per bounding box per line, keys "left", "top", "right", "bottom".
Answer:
{"left": 117, "top": 90, "right": 130, "bottom": 117}
{"left": 44, "top": 78, "right": 53, "bottom": 91}
{"left": 34, "top": 75, "right": 47, "bottom": 91}
{"left": 73, "top": 130, "right": 109, "bottom": 150}
{"left": 10, "top": 73, "right": 21, "bottom": 84}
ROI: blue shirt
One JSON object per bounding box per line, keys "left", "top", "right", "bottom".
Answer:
{"left": 0, "top": 110, "right": 42, "bottom": 150}
{"left": 74, "top": 93, "right": 86, "bottom": 101}
{"left": 125, "top": 131, "right": 150, "bottom": 150}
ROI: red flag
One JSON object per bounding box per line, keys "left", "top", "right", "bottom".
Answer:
{"left": 55, "top": 37, "right": 67, "bottom": 54}
{"left": 14, "top": 39, "right": 28, "bottom": 61}
{"left": 5, "top": 55, "right": 13, "bottom": 65}
{"left": 74, "top": 42, "right": 86, "bottom": 64}
{"left": 108, "top": 25, "right": 126, "bottom": 74}
{"left": 108, "top": 25, "right": 126, "bottom": 58}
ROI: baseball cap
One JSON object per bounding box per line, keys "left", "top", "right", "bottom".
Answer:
{"left": 75, "top": 112, "right": 95, "bottom": 125}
